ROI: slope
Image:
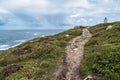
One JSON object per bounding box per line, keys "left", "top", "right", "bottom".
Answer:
{"left": 54, "top": 28, "right": 92, "bottom": 80}
{"left": 0, "top": 26, "right": 84, "bottom": 80}
{"left": 81, "top": 22, "right": 120, "bottom": 80}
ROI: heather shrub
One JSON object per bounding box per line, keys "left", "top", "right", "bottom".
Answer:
{"left": 2, "top": 64, "right": 21, "bottom": 76}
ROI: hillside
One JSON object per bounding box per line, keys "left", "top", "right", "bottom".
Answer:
{"left": 81, "top": 22, "right": 120, "bottom": 80}
{"left": 0, "top": 26, "right": 84, "bottom": 80}
{"left": 0, "top": 22, "right": 120, "bottom": 80}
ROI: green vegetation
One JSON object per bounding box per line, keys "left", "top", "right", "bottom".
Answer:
{"left": 81, "top": 22, "right": 120, "bottom": 80}
{"left": 0, "top": 26, "right": 84, "bottom": 80}
{"left": 0, "top": 21, "right": 120, "bottom": 80}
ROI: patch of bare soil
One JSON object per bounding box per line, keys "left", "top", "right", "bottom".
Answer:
{"left": 54, "top": 28, "right": 92, "bottom": 80}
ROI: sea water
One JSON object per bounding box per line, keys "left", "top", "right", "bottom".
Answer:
{"left": 0, "top": 29, "right": 64, "bottom": 51}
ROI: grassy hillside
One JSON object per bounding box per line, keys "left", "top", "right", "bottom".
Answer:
{"left": 81, "top": 22, "right": 120, "bottom": 80}
{"left": 0, "top": 22, "right": 120, "bottom": 80}
{"left": 0, "top": 26, "right": 84, "bottom": 80}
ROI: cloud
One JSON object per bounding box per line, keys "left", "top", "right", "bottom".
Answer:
{"left": 0, "top": 0, "right": 48, "bottom": 8}
{"left": 0, "top": 0, "right": 49, "bottom": 15}
{"left": 0, "top": 8, "right": 10, "bottom": 14}
{"left": 66, "top": 0, "right": 94, "bottom": 9}
{"left": 0, "top": 0, "right": 120, "bottom": 29}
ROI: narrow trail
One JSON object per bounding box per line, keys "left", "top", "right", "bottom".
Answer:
{"left": 54, "top": 28, "right": 92, "bottom": 80}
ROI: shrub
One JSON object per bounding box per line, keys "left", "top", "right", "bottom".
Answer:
{"left": 2, "top": 64, "right": 21, "bottom": 76}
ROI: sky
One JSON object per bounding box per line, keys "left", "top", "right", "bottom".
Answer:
{"left": 0, "top": 0, "right": 120, "bottom": 30}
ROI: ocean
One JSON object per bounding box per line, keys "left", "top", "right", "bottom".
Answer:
{"left": 0, "top": 29, "right": 64, "bottom": 51}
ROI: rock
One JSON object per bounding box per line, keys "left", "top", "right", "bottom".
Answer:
{"left": 41, "top": 35, "right": 45, "bottom": 37}
{"left": 73, "top": 48, "right": 78, "bottom": 51}
{"left": 106, "top": 25, "right": 113, "bottom": 30}
{"left": 65, "top": 34, "right": 70, "bottom": 37}
{"left": 84, "top": 74, "right": 94, "bottom": 80}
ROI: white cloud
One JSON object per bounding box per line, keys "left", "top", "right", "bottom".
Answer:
{"left": 66, "top": 0, "right": 94, "bottom": 9}
{"left": 69, "top": 10, "right": 84, "bottom": 18}
{"left": 70, "top": 14, "right": 80, "bottom": 18}
{"left": 1, "top": 0, "right": 48, "bottom": 8}
{"left": 89, "top": 18, "right": 93, "bottom": 21}
{"left": 0, "top": 0, "right": 120, "bottom": 29}
{"left": 0, "top": 0, "right": 49, "bottom": 15}
{"left": 77, "top": 18, "right": 88, "bottom": 23}
{"left": 0, "top": 8, "right": 10, "bottom": 14}
{"left": 89, "top": 9, "right": 108, "bottom": 16}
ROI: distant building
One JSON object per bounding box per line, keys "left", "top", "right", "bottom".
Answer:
{"left": 104, "top": 17, "right": 108, "bottom": 23}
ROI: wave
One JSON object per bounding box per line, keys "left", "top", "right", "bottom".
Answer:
{"left": 0, "top": 30, "right": 64, "bottom": 51}
{"left": 33, "top": 32, "right": 41, "bottom": 36}
{"left": 26, "top": 31, "right": 41, "bottom": 36}
{"left": 0, "top": 44, "right": 10, "bottom": 51}
{"left": 13, "top": 40, "right": 26, "bottom": 43}
{"left": 0, "top": 43, "right": 22, "bottom": 51}
{"left": 0, "top": 40, "right": 27, "bottom": 51}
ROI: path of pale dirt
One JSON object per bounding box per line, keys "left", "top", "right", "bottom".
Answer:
{"left": 54, "top": 28, "right": 92, "bottom": 80}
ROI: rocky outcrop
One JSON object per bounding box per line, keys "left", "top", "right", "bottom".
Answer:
{"left": 106, "top": 25, "right": 113, "bottom": 30}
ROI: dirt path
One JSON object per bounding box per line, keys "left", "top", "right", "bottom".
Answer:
{"left": 54, "top": 28, "right": 92, "bottom": 80}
